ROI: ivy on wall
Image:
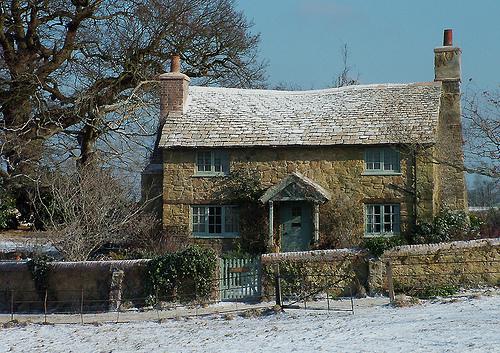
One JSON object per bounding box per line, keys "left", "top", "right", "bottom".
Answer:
{"left": 145, "top": 245, "right": 217, "bottom": 303}
{"left": 26, "top": 255, "right": 53, "bottom": 298}
{"left": 212, "top": 168, "right": 268, "bottom": 254}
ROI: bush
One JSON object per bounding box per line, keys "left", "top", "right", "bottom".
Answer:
{"left": 317, "top": 190, "right": 363, "bottom": 249}
{"left": 145, "top": 245, "right": 217, "bottom": 303}
{"left": 395, "top": 284, "right": 459, "bottom": 299}
{"left": 26, "top": 255, "right": 53, "bottom": 298}
{"left": 0, "top": 188, "right": 17, "bottom": 229}
{"left": 412, "top": 208, "right": 480, "bottom": 244}
{"left": 363, "top": 236, "right": 406, "bottom": 258}
{"left": 470, "top": 209, "right": 500, "bottom": 238}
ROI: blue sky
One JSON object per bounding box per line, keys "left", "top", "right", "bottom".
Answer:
{"left": 236, "top": 0, "right": 500, "bottom": 90}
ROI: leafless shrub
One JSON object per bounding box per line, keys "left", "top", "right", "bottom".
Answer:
{"left": 32, "top": 165, "right": 159, "bottom": 261}
{"left": 317, "top": 190, "right": 363, "bottom": 248}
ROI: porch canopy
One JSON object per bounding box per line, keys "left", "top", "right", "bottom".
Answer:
{"left": 259, "top": 172, "right": 331, "bottom": 250}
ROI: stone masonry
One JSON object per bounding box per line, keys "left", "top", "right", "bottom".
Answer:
{"left": 161, "top": 145, "right": 435, "bottom": 249}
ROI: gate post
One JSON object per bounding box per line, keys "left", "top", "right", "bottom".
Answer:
{"left": 274, "top": 264, "right": 282, "bottom": 306}
{"left": 386, "top": 259, "right": 395, "bottom": 303}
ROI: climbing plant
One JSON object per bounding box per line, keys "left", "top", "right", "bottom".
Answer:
{"left": 145, "top": 245, "right": 217, "bottom": 303}
{"left": 212, "top": 168, "right": 268, "bottom": 254}
{"left": 26, "top": 255, "right": 53, "bottom": 298}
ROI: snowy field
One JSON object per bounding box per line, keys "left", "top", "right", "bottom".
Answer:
{"left": 1, "top": 295, "right": 499, "bottom": 353}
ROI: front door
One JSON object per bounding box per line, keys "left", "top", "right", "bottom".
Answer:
{"left": 280, "top": 202, "right": 312, "bottom": 252}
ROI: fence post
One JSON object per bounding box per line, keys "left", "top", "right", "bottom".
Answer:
{"left": 80, "top": 288, "right": 84, "bottom": 324}
{"left": 274, "top": 264, "right": 282, "bottom": 307}
{"left": 44, "top": 290, "right": 48, "bottom": 324}
{"left": 10, "top": 290, "right": 14, "bottom": 321}
{"left": 386, "top": 259, "right": 395, "bottom": 303}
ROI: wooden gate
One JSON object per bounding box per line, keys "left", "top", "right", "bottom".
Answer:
{"left": 219, "top": 257, "right": 261, "bottom": 301}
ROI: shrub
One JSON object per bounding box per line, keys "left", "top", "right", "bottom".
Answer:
{"left": 0, "top": 188, "right": 17, "bottom": 229}
{"left": 412, "top": 208, "right": 481, "bottom": 244}
{"left": 470, "top": 209, "right": 499, "bottom": 238}
{"left": 363, "top": 236, "right": 406, "bottom": 257}
{"left": 145, "top": 245, "right": 217, "bottom": 303}
{"left": 395, "top": 284, "right": 459, "bottom": 299}
{"left": 26, "top": 255, "right": 53, "bottom": 298}
{"left": 317, "top": 190, "right": 363, "bottom": 249}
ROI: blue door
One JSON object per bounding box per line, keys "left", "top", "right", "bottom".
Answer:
{"left": 280, "top": 202, "right": 312, "bottom": 252}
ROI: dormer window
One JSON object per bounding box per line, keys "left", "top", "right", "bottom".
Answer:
{"left": 195, "top": 150, "right": 229, "bottom": 176}
{"left": 364, "top": 147, "right": 401, "bottom": 175}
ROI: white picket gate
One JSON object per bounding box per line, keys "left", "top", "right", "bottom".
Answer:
{"left": 219, "top": 257, "right": 261, "bottom": 301}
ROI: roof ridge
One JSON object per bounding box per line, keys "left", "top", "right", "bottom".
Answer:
{"left": 189, "top": 81, "right": 441, "bottom": 96}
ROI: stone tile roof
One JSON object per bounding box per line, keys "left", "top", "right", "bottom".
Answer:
{"left": 159, "top": 82, "right": 442, "bottom": 148}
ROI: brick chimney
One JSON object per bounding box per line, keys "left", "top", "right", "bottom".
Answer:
{"left": 159, "top": 54, "right": 191, "bottom": 118}
{"left": 141, "top": 55, "right": 190, "bottom": 217}
{"left": 434, "top": 29, "right": 461, "bottom": 82}
{"left": 433, "top": 29, "right": 467, "bottom": 212}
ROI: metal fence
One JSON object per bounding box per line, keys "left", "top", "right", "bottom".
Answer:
{"left": 269, "top": 272, "right": 355, "bottom": 314}
{"left": 0, "top": 273, "right": 268, "bottom": 325}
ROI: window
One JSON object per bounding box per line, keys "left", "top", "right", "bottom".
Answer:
{"left": 195, "top": 150, "right": 229, "bottom": 176}
{"left": 191, "top": 205, "right": 239, "bottom": 237}
{"left": 364, "top": 148, "right": 400, "bottom": 174}
{"left": 365, "top": 204, "right": 400, "bottom": 236}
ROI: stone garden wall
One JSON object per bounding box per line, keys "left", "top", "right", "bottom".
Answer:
{"left": 369, "top": 238, "right": 500, "bottom": 295}
{"left": 0, "top": 260, "right": 149, "bottom": 312}
{"left": 261, "top": 248, "right": 369, "bottom": 298}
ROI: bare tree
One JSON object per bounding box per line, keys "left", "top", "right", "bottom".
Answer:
{"left": 467, "top": 177, "right": 500, "bottom": 207}
{"left": 0, "top": 0, "right": 267, "bottom": 185}
{"left": 33, "top": 164, "right": 159, "bottom": 261}
{"left": 333, "top": 43, "right": 359, "bottom": 88}
{"left": 463, "top": 87, "right": 500, "bottom": 179}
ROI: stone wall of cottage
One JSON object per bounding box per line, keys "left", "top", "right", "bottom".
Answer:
{"left": 161, "top": 145, "right": 438, "bottom": 250}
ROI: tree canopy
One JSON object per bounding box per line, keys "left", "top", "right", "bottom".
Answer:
{"left": 1, "top": 0, "right": 266, "bottom": 180}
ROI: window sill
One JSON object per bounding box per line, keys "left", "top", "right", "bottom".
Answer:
{"left": 363, "top": 233, "right": 399, "bottom": 238}
{"left": 192, "top": 173, "right": 228, "bottom": 178}
{"left": 193, "top": 234, "right": 240, "bottom": 239}
{"left": 362, "top": 172, "right": 402, "bottom": 176}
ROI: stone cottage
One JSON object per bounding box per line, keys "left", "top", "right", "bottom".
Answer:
{"left": 142, "top": 30, "right": 467, "bottom": 253}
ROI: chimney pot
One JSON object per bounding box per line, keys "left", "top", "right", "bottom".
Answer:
{"left": 170, "top": 54, "right": 181, "bottom": 73}
{"left": 443, "top": 29, "right": 453, "bottom": 46}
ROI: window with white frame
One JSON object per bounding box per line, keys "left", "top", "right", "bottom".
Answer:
{"left": 191, "top": 205, "right": 239, "bottom": 237}
{"left": 364, "top": 148, "right": 400, "bottom": 174}
{"left": 195, "top": 150, "right": 229, "bottom": 176}
{"left": 365, "top": 204, "right": 400, "bottom": 236}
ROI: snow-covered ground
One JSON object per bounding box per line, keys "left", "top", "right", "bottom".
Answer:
{"left": 1, "top": 295, "right": 499, "bottom": 353}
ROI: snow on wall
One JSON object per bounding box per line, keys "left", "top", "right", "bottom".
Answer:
{"left": 261, "top": 248, "right": 367, "bottom": 263}
{"left": 384, "top": 237, "right": 500, "bottom": 256}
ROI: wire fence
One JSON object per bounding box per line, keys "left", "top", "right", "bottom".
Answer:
{"left": 266, "top": 272, "right": 356, "bottom": 314}
{"left": 0, "top": 269, "right": 358, "bottom": 324}
{"left": 0, "top": 277, "right": 267, "bottom": 325}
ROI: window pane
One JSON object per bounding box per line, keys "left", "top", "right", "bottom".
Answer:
{"left": 214, "top": 153, "right": 222, "bottom": 172}
{"left": 192, "top": 206, "right": 207, "bottom": 233}
{"left": 197, "top": 152, "right": 212, "bottom": 172}
{"left": 224, "top": 207, "right": 239, "bottom": 233}
{"left": 208, "top": 206, "right": 222, "bottom": 233}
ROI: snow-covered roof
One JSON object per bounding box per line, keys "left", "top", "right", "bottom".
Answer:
{"left": 159, "top": 82, "right": 442, "bottom": 148}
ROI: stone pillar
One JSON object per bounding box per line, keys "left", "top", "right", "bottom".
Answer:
{"left": 433, "top": 29, "right": 467, "bottom": 212}
{"left": 313, "top": 203, "right": 320, "bottom": 243}
{"left": 109, "top": 269, "right": 124, "bottom": 311}
{"left": 268, "top": 201, "right": 274, "bottom": 251}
